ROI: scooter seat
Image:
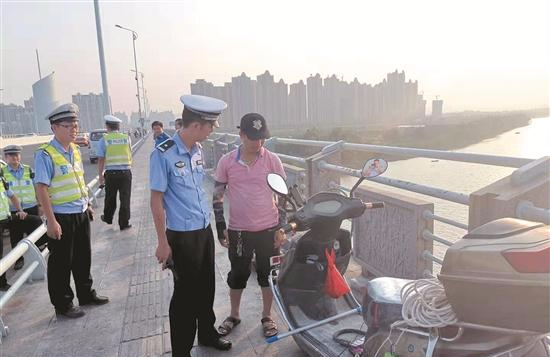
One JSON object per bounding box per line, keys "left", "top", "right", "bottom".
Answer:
{"left": 367, "top": 277, "right": 413, "bottom": 305}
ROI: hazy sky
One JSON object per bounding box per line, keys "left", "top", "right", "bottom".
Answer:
{"left": 1, "top": 0, "right": 549, "bottom": 114}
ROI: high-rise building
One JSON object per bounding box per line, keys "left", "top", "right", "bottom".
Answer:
{"left": 191, "top": 69, "right": 427, "bottom": 129}
{"left": 190, "top": 79, "right": 234, "bottom": 130}
{"left": 288, "top": 80, "right": 307, "bottom": 127}
{"left": 24, "top": 97, "right": 34, "bottom": 113}
{"left": 386, "top": 70, "right": 406, "bottom": 122}
{"left": 0, "top": 104, "right": 21, "bottom": 135}
{"left": 256, "top": 71, "right": 276, "bottom": 125}
{"left": 348, "top": 78, "right": 363, "bottom": 125}
{"left": 214, "top": 83, "right": 233, "bottom": 129}
{"left": 323, "top": 75, "right": 343, "bottom": 126}
{"left": 417, "top": 95, "right": 427, "bottom": 120}
{"left": 72, "top": 92, "right": 105, "bottom": 132}
{"left": 190, "top": 79, "right": 215, "bottom": 97}
{"left": 432, "top": 99, "right": 443, "bottom": 118}
{"left": 231, "top": 73, "right": 256, "bottom": 126}
{"left": 273, "top": 79, "right": 288, "bottom": 127}
{"left": 306, "top": 74, "right": 323, "bottom": 125}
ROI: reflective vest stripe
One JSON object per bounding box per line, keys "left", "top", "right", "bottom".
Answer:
{"left": 40, "top": 143, "right": 88, "bottom": 205}
{"left": 0, "top": 181, "right": 10, "bottom": 220}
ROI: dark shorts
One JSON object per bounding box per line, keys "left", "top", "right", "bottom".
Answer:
{"left": 226, "top": 227, "right": 279, "bottom": 289}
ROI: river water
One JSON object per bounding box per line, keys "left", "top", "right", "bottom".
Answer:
{"left": 342, "top": 116, "right": 550, "bottom": 261}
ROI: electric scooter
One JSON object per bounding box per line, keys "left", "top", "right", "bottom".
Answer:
{"left": 266, "top": 158, "right": 386, "bottom": 357}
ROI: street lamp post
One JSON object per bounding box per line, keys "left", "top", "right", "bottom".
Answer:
{"left": 94, "top": 0, "right": 112, "bottom": 115}
{"left": 115, "top": 24, "right": 143, "bottom": 130}
{"left": 130, "top": 69, "right": 147, "bottom": 120}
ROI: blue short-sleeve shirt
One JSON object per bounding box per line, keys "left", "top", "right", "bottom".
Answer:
{"left": 149, "top": 133, "right": 210, "bottom": 231}
{"left": 34, "top": 138, "right": 88, "bottom": 214}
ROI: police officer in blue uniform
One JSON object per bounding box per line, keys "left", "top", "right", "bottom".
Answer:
{"left": 150, "top": 94, "right": 232, "bottom": 357}
{"left": 35, "top": 103, "right": 109, "bottom": 318}
{"left": 97, "top": 115, "right": 133, "bottom": 230}
{"left": 2, "top": 145, "right": 47, "bottom": 271}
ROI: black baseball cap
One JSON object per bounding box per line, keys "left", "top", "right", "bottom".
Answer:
{"left": 237, "top": 113, "right": 271, "bottom": 140}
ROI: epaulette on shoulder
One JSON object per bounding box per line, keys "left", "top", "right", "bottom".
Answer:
{"left": 156, "top": 139, "right": 175, "bottom": 153}
{"left": 37, "top": 143, "right": 51, "bottom": 157}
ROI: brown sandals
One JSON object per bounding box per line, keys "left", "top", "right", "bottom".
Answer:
{"left": 218, "top": 316, "right": 278, "bottom": 337}
{"left": 218, "top": 316, "right": 241, "bottom": 336}
{"left": 261, "top": 316, "right": 278, "bottom": 337}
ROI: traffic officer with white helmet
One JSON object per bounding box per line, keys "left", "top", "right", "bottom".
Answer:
{"left": 2, "top": 145, "right": 47, "bottom": 271}
{"left": 150, "top": 94, "right": 232, "bottom": 357}
{"left": 97, "top": 115, "right": 133, "bottom": 230}
{"left": 34, "top": 103, "right": 109, "bottom": 318}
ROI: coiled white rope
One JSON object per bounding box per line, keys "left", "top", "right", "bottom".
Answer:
{"left": 401, "top": 278, "right": 458, "bottom": 328}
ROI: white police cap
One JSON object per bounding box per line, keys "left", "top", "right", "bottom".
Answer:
{"left": 180, "top": 95, "right": 227, "bottom": 126}
{"left": 104, "top": 115, "right": 122, "bottom": 124}
{"left": 3, "top": 145, "right": 22, "bottom": 155}
{"left": 46, "top": 103, "right": 79, "bottom": 122}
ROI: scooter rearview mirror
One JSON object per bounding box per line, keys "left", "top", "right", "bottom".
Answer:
{"left": 350, "top": 158, "right": 389, "bottom": 196}
{"left": 267, "top": 173, "right": 289, "bottom": 196}
{"left": 361, "top": 158, "right": 388, "bottom": 178}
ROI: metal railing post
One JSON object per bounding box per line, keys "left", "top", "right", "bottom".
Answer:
{"left": 305, "top": 140, "right": 345, "bottom": 196}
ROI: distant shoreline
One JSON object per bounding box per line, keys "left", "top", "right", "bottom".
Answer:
{"left": 274, "top": 111, "right": 541, "bottom": 167}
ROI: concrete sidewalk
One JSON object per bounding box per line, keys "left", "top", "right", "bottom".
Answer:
{"left": 0, "top": 140, "right": 305, "bottom": 357}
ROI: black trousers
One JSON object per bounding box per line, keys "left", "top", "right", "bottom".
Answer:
{"left": 167, "top": 226, "right": 219, "bottom": 357}
{"left": 103, "top": 170, "right": 132, "bottom": 227}
{"left": 9, "top": 205, "right": 48, "bottom": 249}
{"left": 47, "top": 211, "right": 94, "bottom": 309}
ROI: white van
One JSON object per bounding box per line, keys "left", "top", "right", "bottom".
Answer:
{"left": 88, "top": 129, "right": 107, "bottom": 164}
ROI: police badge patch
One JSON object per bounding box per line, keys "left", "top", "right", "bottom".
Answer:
{"left": 175, "top": 161, "right": 185, "bottom": 168}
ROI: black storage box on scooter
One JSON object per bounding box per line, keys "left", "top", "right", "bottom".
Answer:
{"left": 439, "top": 218, "right": 550, "bottom": 333}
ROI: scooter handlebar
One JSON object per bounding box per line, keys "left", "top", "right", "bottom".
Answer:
{"left": 364, "top": 202, "right": 384, "bottom": 209}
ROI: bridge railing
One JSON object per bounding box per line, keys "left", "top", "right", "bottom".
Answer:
{"left": 203, "top": 133, "right": 549, "bottom": 280}
{"left": 0, "top": 133, "right": 148, "bottom": 342}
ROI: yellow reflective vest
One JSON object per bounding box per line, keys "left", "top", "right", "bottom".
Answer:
{"left": 40, "top": 143, "right": 88, "bottom": 205}
{"left": 3, "top": 164, "right": 37, "bottom": 208}
{"left": 104, "top": 132, "right": 132, "bottom": 166}
{"left": 0, "top": 174, "right": 11, "bottom": 221}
